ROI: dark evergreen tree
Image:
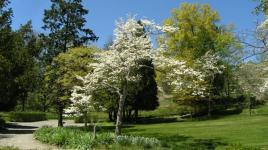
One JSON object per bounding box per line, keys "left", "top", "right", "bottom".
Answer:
{"left": 42, "top": 0, "right": 98, "bottom": 127}
{"left": 42, "top": 0, "right": 98, "bottom": 63}
{"left": 132, "top": 59, "right": 159, "bottom": 120}
{"left": 0, "top": 0, "right": 15, "bottom": 111}
{"left": 0, "top": 1, "right": 41, "bottom": 111}
{"left": 13, "top": 21, "right": 41, "bottom": 111}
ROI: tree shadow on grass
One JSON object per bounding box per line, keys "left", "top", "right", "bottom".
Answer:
{"left": 179, "top": 138, "right": 227, "bottom": 150}
{"left": 154, "top": 135, "right": 226, "bottom": 150}
{"left": 189, "top": 108, "right": 243, "bottom": 121}
{"left": 135, "top": 117, "right": 180, "bottom": 124}
{"left": 123, "top": 126, "right": 226, "bottom": 150}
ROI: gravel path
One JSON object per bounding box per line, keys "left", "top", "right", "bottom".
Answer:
{"left": 0, "top": 120, "right": 83, "bottom": 150}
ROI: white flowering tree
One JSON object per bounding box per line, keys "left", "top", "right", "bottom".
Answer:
{"left": 71, "top": 17, "right": 223, "bottom": 135}
{"left": 236, "top": 61, "right": 268, "bottom": 115}
{"left": 64, "top": 86, "right": 105, "bottom": 127}
{"left": 196, "top": 52, "right": 225, "bottom": 117}
{"left": 74, "top": 18, "right": 154, "bottom": 135}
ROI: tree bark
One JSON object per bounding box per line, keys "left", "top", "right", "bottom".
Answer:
{"left": 127, "top": 109, "right": 131, "bottom": 121}
{"left": 123, "top": 108, "right": 126, "bottom": 121}
{"left": 93, "top": 123, "right": 96, "bottom": 139}
{"left": 58, "top": 104, "right": 64, "bottom": 127}
{"left": 115, "top": 82, "right": 127, "bottom": 136}
{"left": 22, "top": 99, "right": 25, "bottom": 112}
{"left": 108, "top": 110, "right": 113, "bottom": 121}
{"left": 134, "top": 109, "right": 138, "bottom": 121}
{"left": 208, "top": 99, "right": 212, "bottom": 118}
{"left": 113, "top": 109, "right": 117, "bottom": 122}
{"left": 84, "top": 113, "right": 88, "bottom": 127}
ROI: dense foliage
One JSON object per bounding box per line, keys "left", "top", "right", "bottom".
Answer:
{"left": 0, "top": 0, "right": 41, "bottom": 111}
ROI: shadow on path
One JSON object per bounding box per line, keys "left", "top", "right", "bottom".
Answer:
{"left": 0, "top": 123, "right": 37, "bottom": 135}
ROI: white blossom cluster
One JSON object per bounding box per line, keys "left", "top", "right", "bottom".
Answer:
{"left": 260, "top": 79, "right": 268, "bottom": 93}
{"left": 236, "top": 61, "right": 268, "bottom": 99}
{"left": 140, "top": 19, "right": 178, "bottom": 33}
{"left": 258, "top": 17, "right": 268, "bottom": 30}
{"left": 64, "top": 86, "right": 105, "bottom": 117}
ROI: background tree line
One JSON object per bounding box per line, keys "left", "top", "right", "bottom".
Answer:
{"left": 0, "top": 0, "right": 267, "bottom": 128}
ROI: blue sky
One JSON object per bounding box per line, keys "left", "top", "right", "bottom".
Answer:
{"left": 9, "top": 0, "right": 263, "bottom": 48}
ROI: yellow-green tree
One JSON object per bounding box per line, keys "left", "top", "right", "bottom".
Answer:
{"left": 163, "top": 3, "right": 238, "bottom": 63}
{"left": 45, "top": 47, "right": 98, "bottom": 126}
{"left": 161, "top": 3, "right": 241, "bottom": 116}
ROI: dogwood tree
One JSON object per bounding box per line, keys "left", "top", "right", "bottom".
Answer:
{"left": 72, "top": 17, "right": 223, "bottom": 135}
{"left": 236, "top": 61, "right": 268, "bottom": 115}
{"left": 64, "top": 86, "right": 105, "bottom": 127}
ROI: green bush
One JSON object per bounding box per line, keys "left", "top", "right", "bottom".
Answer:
{"left": 115, "top": 135, "right": 161, "bottom": 148}
{"left": 34, "top": 126, "right": 161, "bottom": 149}
{"left": 34, "top": 126, "right": 114, "bottom": 149}
{"left": 9, "top": 112, "right": 47, "bottom": 122}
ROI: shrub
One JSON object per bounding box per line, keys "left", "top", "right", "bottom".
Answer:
{"left": 34, "top": 126, "right": 161, "bottom": 149}
{"left": 9, "top": 112, "right": 47, "bottom": 122}
{"left": 115, "top": 135, "right": 161, "bottom": 148}
{"left": 34, "top": 126, "right": 114, "bottom": 149}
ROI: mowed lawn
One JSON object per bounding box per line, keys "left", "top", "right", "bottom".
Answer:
{"left": 121, "top": 106, "right": 268, "bottom": 149}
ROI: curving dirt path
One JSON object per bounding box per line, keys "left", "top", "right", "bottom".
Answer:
{"left": 0, "top": 120, "right": 83, "bottom": 150}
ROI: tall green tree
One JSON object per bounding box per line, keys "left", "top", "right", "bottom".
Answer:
{"left": 42, "top": 0, "right": 98, "bottom": 126}
{"left": 0, "top": 0, "right": 15, "bottom": 110}
{"left": 163, "top": 3, "right": 238, "bottom": 62}
{"left": 13, "top": 21, "right": 41, "bottom": 111}
{"left": 0, "top": 1, "right": 41, "bottom": 111}
{"left": 45, "top": 47, "right": 97, "bottom": 126}
{"left": 42, "top": 0, "right": 98, "bottom": 63}
{"left": 162, "top": 3, "right": 241, "bottom": 116}
{"left": 132, "top": 59, "right": 159, "bottom": 120}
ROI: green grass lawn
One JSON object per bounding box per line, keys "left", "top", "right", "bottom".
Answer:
{"left": 119, "top": 106, "right": 268, "bottom": 149}
{"left": 34, "top": 106, "right": 268, "bottom": 149}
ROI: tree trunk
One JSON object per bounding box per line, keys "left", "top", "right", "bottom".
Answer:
{"left": 226, "top": 66, "right": 230, "bottom": 97}
{"left": 42, "top": 95, "right": 47, "bottom": 112}
{"left": 208, "top": 74, "right": 214, "bottom": 118}
{"left": 134, "top": 109, "right": 138, "bottom": 121}
{"left": 108, "top": 110, "right": 113, "bottom": 121}
{"left": 115, "top": 83, "right": 127, "bottom": 136}
{"left": 22, "top": 99, "right": 25, "bottom": 112}
{"left": 84, "top": 113, "right": 88, "bottom": 127}
{"left": 128, "top": 109, "right": 132, "bottom": 121}
{"left": 93, "top": 123, "right": 96, "bottom": 139}
{"left": 21, "top": 93, "right": 26, "bottom": 111}
{"left": 58, "top": 104, "right": 64, "bottom": 127}
{"left": 43, "top": 104, "right": 46, "bottom": 112}
{"left": 123, "top": 108, "right": 126, "bottom": 121}
{"left": 208, "top": 99, "right": 212, "bottom": 118}
{"left": 113, "top": 109, "right": 117, "bottom": 122}
{"left": 249, "top": 98, "right": 252, "bottom": 116}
